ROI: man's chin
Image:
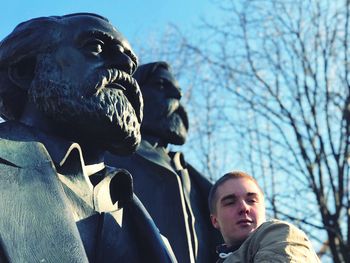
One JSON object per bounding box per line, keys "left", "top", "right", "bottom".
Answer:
{"left": 106, "top": 135, "right": 141, "bottom": 155}
{"left": 166, "top": 114, "right": 188, "bottom": 145}
{"left": 96, "top": 121, "right": 141, "bottom": 155}
{"left": 167, "top": 130, "right": 187, "bottom": 145}
{"left": 141, "top": 124, "right": 187, "bottom": 146}
{"left": 51, "top": 116, "right": 141, "bottom": 155}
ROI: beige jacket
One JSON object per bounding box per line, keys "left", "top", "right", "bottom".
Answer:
{"left": 223, "top": 220, "right": 320, "bottom": 263}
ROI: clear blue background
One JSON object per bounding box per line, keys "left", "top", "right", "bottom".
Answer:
{"left": 1, "top": 0, "right": 218, "bottom": 46}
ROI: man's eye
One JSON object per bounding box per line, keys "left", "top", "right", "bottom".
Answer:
{"left": 223, "top": 200, "right": 235, "bottom": 206}
{"left": 153, "top": 79, "right": 164, "bottom": 89}
{"left": 248, "top": 199, "right": 258, "bottom": 203}
{"left": 115, "top": 44, "right": 125, "bottom": 53}
{"left": 84, "top": 39, "right": 104, "bottom": 54}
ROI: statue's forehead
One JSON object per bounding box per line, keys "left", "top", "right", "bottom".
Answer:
{"left": 62, "top": 15, "right": 130, "bottom": 47}
{"left": 153, "top": 68, "right": 177, "bottom": 83}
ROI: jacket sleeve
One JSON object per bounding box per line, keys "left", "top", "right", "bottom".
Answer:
{"left": 247, "top": 220, "right": 320, "bottom": 262}
{"left": 0, "top": 139, "right": 89, "bottom": 262}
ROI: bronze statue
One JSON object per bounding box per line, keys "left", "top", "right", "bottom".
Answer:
{"left": 0, "top": 14, "right": 175, "bottom": 262}
{"left": 105, "top": 62, "right": 223, "bottom": 263}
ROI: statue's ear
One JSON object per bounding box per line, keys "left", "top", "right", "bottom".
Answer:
{"left": 8, "top": 56, "right": 36, "bottom": 90}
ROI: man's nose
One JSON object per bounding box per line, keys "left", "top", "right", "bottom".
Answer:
{"left": 166, "top": 83, "right": 182, "bottom": 99}
{"left": 238, "top": 200, "right": 249, "bottom": 215}
{"left": 108, "top": 48, "right": 136, "bottom": 75}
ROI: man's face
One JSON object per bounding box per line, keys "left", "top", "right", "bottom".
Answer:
{"left": 28, "top": 15, "right": 143, "bottom": 154}
{"left": 141, "top": 66, "right": 188, "bottom": 145}
{"left": 211, "top": 178, "right": 266, "bottom": 247}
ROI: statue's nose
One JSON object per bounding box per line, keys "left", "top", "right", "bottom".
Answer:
{"left": 108, "top": 45, "right": 137, "bottom": 75}
{"left": 166, "top": 83, "right": 182, "bottom": 99}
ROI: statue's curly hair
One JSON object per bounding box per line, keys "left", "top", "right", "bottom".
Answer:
{"left": 0, "top": 13, "right": 108, "bottom": 120}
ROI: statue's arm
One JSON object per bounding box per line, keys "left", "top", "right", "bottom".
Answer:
{"left": 0, "top": 141, "right": 89, "bottom": 262}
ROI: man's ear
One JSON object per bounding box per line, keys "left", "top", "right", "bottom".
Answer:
{"left": 8, "top": 56, "right": 36, "bottom": 90}
{"left": 210, "top": 214, "right": 220, "bottom": 229}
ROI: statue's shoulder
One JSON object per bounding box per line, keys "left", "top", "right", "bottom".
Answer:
{"left": 0, "top": 121, "right": 53, "bottom": 167}
{"left": 186, "top": 162, "right": 213, "bottom": 192}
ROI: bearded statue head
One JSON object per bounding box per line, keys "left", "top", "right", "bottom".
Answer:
{"left": 0, "top": 13, "right": 143, "bottom": 154}
{"left": 133, "top": 62, "right": 188, "bottom": 146}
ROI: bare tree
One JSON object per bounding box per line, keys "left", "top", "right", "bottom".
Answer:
{"left": 172, "top": 0, "right": 350, "bottom": 261}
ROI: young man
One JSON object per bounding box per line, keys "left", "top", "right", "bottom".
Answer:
{"left": 209, "top": 171, "right": 321, "bottom": 262}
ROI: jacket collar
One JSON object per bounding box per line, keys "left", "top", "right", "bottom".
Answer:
{"left": 216, "top": 242, "right": 242, "bottom": 260}
{"left": 137, "top": 140, "right": 177, "bottom": 173}
{"left": 0, "top": 121, "right": 122, "bottom": 214}
{"left": 0, "top": 120, "right": 81, "bottom": 166}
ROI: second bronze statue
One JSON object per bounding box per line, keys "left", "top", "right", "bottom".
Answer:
{"left": 106, "top": 61, "right": 222, "bottom": 263}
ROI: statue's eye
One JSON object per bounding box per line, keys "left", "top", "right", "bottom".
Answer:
{"left": 83, "top": 39, "right": 104, "bottom": 55}
{"left": 156, "top": 79, "right": 164, "bottom": 89}
{"left": 115, "top": 44, "right": 125, "bottom": 53}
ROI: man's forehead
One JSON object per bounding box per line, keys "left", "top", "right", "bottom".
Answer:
{"left": 151, "top": 68, "right": 177, "bottom": 84}
{"left": 63, "top": 15, "right": 130, "bottom": 47}
{"left": 218, "top": 178, "right": 262, "bottom": 197}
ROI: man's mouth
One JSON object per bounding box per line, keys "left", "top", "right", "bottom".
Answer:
{"left": 175, "top": 105, "right": 189, "bottom": 130}
{"left": 166, "top": 101, "right": 189, "bottom": 130}
{"left": 106, "top": 82, "right": 126, "bottom": 91}
{"left": 104, "top": 69, "right": 143, "bottom": 123}
{"left": 236, "top": 219, "right": 253, "bottom": 226}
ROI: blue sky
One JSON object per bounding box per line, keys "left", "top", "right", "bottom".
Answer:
{"left": 1, "top": 0, "right": 217, "bottom": 47}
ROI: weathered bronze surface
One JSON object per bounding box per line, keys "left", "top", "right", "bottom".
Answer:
{"left": 0, "top": 14, "right": 174, "bottom": 262}
{"left": 106, "top": 62, "right": 222, "bottom": 263}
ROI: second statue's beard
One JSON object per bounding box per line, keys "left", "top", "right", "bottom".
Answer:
{"left": 142, "top": 101, "right": 189, "bottom": 146}
{"left": 163, "top": 112, "right": 188, "bottom": 145}
{"left": 28, "top": 68, "right": 141, "bottom": 154}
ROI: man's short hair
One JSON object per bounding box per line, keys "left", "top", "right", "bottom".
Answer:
{"left": 208, "top": 171, "right": 264, "bottom": 214}
{"left": 0, "top": 13, "right": 108, "bottom": 120}
{"left": 133, "top": 61, "right": 170, "bottom": 88}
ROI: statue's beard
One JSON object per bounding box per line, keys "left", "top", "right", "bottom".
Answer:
{"left": 142, "top": 99, "right": 189, "bottom": 145}
{"left": 28, "top": 61, "right": 142, "bottom": 154}
{"left": 164, "top": 108, "right": 188, "bottom": 145}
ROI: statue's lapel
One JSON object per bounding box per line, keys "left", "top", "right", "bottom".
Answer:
{"left": 136, "top": 140, "right": 177, "bottom": 174}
